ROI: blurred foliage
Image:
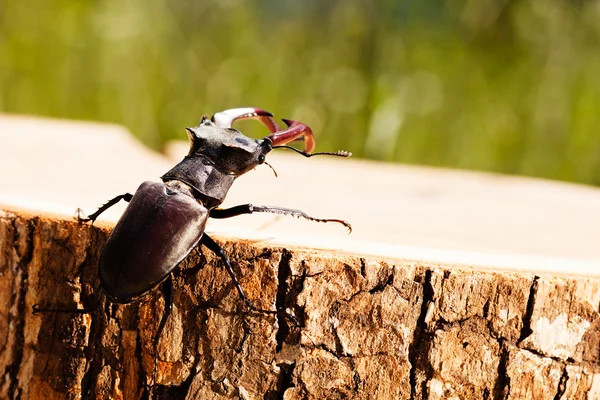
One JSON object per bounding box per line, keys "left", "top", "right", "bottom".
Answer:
{"left": 1, "top": 0, "right": 600, "bottom": 184}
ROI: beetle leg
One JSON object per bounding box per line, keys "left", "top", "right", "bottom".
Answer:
{"left": 210, "top": 204, "right": 352, "bottom": 233}
{"left": 201, "top": 234, "right": 275, "bottom": 314}
{"left": 152, "top": 275, "right": 173, "bottom": 388}
{"left": 272, "top": 145, "right": 352, "bottom": 159}
{"left": 76, "top": 193, "right": 133, "bottom": 224}
{"left": 211, "top": 107, "right": 280, "bottom": 133}
{"left": 200, "top": 234, "right": 299, "bottom": 325}
{"left": 264, "top": 119, "right": 316, "bottom": 153}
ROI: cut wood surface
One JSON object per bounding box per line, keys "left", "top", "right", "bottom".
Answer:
{"left": 1, "top": 114, "right": 600, "bottom": 399}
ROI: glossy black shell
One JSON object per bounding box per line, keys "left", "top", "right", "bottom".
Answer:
{"left": 99, "top": 181, "right": 208, "bottom": 303}
{"left": 161, "top": 156, "right": 235, "bottom": 209}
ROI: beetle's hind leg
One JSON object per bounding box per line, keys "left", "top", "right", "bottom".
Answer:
{"left": 76, "top": 193, "right": 133, "bottom": 224}
{"left": 150, "top": 276, "right": 173, "bottom": 393}
{"left": 200, "top": 234, "right": 299, "bottom": 326}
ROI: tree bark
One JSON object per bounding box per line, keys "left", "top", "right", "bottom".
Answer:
{"left": 1, "top": 207, "right": 600, "bottom": 399}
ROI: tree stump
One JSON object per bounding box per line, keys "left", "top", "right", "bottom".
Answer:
{"left": 1, "top": 115, "right": 600, "bottom": 399}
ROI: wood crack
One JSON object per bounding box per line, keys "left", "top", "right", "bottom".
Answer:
{"left": 408, "top": 269, "right": 434, "bottom": 400}
{"left": 517, "top": 275, "right": 539, "bottom": 344}
{"left": 6, "top": 217, "right": 36, "bottom": 399}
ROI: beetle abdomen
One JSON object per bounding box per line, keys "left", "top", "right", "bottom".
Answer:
{"left": 99, "top": 181, "right": 208, "bottom": 303}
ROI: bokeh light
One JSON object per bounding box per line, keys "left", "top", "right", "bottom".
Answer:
{"left": 1, "top": 0, "right": 600, "bottom": 184}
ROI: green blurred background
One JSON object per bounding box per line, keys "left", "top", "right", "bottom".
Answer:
{"left": 1, "top": 0, "right": 600, "bottom": 184}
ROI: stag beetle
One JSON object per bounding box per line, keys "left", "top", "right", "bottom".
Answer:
{"left": 33, "top": 107, "right": 350, "bottom": 387}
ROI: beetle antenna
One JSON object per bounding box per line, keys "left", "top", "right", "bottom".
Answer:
{"left": 272, "top": 145, "right": 352, "bottom": 158}
{"left": 264, "top": 161, "right": 278, "bottom": 177}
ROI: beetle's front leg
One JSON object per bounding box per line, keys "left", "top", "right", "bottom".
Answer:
{"left": 76, "top": 193, "right": 133, "bottom": 223}
{"left": 210, "top": 204, "right": 352, "bottom": 233}
{"left": 200, "top": 234, "right": 299, "bottom": 325}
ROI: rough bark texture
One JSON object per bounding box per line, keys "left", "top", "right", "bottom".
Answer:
{"left": 1, "top": 208, "right": 600, "bottom": 399}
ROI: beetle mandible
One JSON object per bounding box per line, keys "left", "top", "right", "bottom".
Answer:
{"left": 33, "top": 107, "right": 351, "bottom": 387}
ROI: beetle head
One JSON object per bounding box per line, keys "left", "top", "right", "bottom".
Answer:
{"left": 185, "top": 118, "right": 272, "bottom": 176}
{"left": 186, "top": 108, "right": 351, "bottom": 177}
